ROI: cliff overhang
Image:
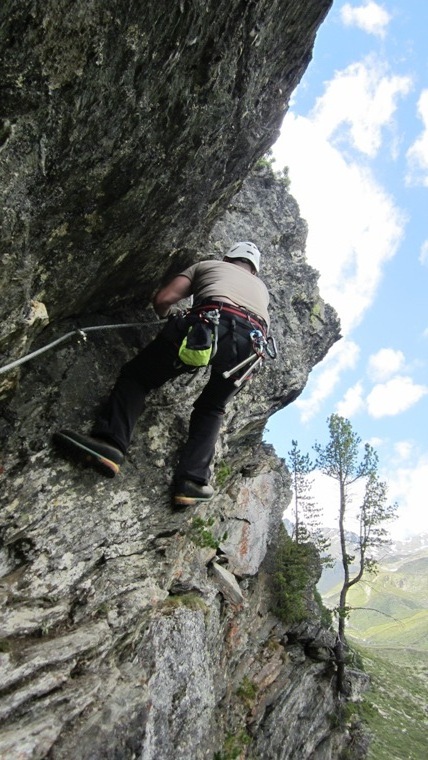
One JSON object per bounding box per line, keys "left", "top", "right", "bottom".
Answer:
{"left": 0, "top": 3, "right": 370, "bottom": 759}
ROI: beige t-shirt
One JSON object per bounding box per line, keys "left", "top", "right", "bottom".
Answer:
{"left": 180, "top": 260, "right": 270, "bottom": 327}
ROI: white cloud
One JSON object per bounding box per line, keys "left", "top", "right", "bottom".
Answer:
{"left": 272, "top": 111, "right": 406, "bottom": 335}
{"left": 366, "top": 376, "right": 428, "bottom": 418}
{"left": 293, "top": 470, "right": 368, "bottom": 533}
{"left": 289, "top": 452, "right": 428, "bottom": 540}
{"left": 312, "top": 58, "right": 411, "bottom": 157}
{"left": 341, "top": 2, "right": 391, "bottom": 38}
{"left": 406, "top": 89, "right": 428, "bottom": 186}
{"left": 419, "top": 240, "right": 428, "bottom": 266}
{"left": 387, "top": 455, "right": 428, "bottom": 538}
{"left": 270, "top": 58, "right": 409, "bottom": 417}
{"left": 270, "top": 55, "right": 413, "bottom": 426}
{"left": 393, "top": 440, "right": 414, "bottom": 461}
{"left": 367, "top": 347, "right": 405, "bottom": 381}
{"left": 336, "top": 381, "right": 365, "bottom": 417}
{"left": 367, "top": 436, "right": 384, "bottom": 449}
{"left": 295, "top": 340, "right": 360, "bottom": 422}
{"left": 271, "top": 58, "right": 409, "bottom": 339}
{"left": 285, "top": 457, "right": 428, "bottom": 540}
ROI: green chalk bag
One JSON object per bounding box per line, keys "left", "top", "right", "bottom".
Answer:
{"left": 178, "top": 319, "right": 214, "bottom": 367}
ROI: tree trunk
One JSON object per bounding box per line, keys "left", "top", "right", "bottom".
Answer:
{"left": 336, "top": 479, "right": 349, "bottom": 694}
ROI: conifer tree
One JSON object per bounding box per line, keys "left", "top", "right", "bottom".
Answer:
{"left": 314, "top": 414, "right": 397, "bottom": 694}
{"left": 287, "top": 440, "right": 332, "bottom": 563}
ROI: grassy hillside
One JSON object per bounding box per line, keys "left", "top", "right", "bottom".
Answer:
{"left": 350, "top": 643, "right": 428, "bottom": 760}
{"left": 357, "top": 609, "right": 428, "bottom": 649}
{"left": 320, "top": 540, "right": 428, "bottom": 758}
{"left": 323, "top": 553, "right": 428, "bottom": 650}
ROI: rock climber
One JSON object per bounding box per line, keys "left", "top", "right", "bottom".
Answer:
{"left": 54, "top": 241, "right": 270, "bottom": 506}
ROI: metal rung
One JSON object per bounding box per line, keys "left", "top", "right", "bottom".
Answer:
{"left": 233, "top": 356, "right": 263, "bottom": 387}
{"left": 222, "top": 353, "right": 258, "bottom": 379}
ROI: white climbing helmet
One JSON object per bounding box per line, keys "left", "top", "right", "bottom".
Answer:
{"left": 225, "top": 241, "right": 261, "bottom": 273}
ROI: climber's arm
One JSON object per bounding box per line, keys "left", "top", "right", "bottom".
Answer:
{"left": 152, "top": 275, "right": 192, "bottom": 317}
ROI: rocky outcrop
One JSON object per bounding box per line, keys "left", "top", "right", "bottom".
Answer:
{"left": 0, "top": 2, "right": 370, "bottom": 758}
{"left": 0, "top": 166, "right": 350, "bottom": 759}
{"left": 1, "top": 0, "right": 332, "bottom": 395}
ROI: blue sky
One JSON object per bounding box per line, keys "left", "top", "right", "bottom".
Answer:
{"left": 266, "top": 1, "right": 428, "bottom": 538}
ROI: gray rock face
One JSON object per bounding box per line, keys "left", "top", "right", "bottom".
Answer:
{"left": 0, "top": 2, "right": 368, "bottom": 758}
{"left": 0, "top": 167, "right": 349, "bottom": 759}
{"left": 1, "top": 0, "right": 332, "bottom": 394}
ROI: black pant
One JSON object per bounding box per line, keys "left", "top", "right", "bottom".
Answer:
{"left": 92, "top": 314, "right": 254, "bottom": 485}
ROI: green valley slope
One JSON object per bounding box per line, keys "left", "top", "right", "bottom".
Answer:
{"left": 320, "top": 534, "right": 428, "bottom": 759}
{"left": 322, "top": 537, "right": 428, "bottom": 651}
{"left": 351, "top": 643, "right": 428, "bottom": 760}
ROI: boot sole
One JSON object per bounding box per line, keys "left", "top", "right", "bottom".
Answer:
{"left": 53, "top": 432, "right": 120, "bottom": 478}
{"left": 173, "top": 493, "right": 214, "bottom": 507}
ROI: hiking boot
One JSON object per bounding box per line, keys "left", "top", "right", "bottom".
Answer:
{"left": 53, "top": 429, "right": 124, "bottom": 478}
{"left": 174, "top": 479, "right": 215, "bottom": 507}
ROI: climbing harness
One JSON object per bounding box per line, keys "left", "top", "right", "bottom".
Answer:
{"left": 195, "top": 301, "right": 267, "bottom": 336}
{"left": 0, "top": 321, "right": 160, "bottom": 376}
{"left": 0, "top": 308, "right": 277, "bottom": 385}
{"left": 186, "top": 301, "right": 276, "bottom": 386}
{"left": 223, "top": 329, "right": 277, "bottom": 387}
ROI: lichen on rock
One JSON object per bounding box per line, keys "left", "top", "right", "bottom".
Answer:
{"left": 0, "top": 1, "right": 368, "bottom": 758}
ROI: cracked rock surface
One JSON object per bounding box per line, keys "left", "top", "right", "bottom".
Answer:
{"left": 1, "top": 0, "right": 332, "bottom": 389}
{"left": 0, "top": 168, "right": 349, "bottom": 760}
{"left": 0, "top": 2, "right": 372, "bottom": 758}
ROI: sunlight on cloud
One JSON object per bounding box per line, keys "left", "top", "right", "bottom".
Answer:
{"left": 366, "top": 376, "right": 428, "bottom": 418}
{"left": 341, "top": 1, "right": 391, "bottom": 38}
{"left": 298, "top": 471, "right": 367, "bottom": 533}
{"left": 272, "top": 111, "right": 406, "bottom": 335}
{"left": 312, "top": 58, "right": 411, "bottom": 157}
{"left": 336, "top": 381, "right": 365, "bottom": 417}
{"left": 406, "top": 89, "right": 428, "bottom": 186}
{"left": 284, "top": 447, "right": 428, "bottom": 539}
{"left": 393, "top": 440, "right": 414, "bottom": 461}
{"left": 271, "top": 54, "right": 409, "bottom": 423}
{"left": 367, "top": 347, "right": 405, "bottom": 381}
{"left": 301, "top": 457, "right": 428, "bottom": 539}
{"left": 367, "top": 436, "right": 384, "bottom": 448}
{"left": 419, "top": 240, "right": 428, "bottom": 266}
{"left": 295, "top": 340, "right": 360, "bottom": 422}
{"left": 387, "top": 455, "right": 428, "bottom": 537}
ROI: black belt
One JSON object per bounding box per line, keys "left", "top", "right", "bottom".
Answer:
{"left": 193, "top": 301, "right": 267, "bottom": 335}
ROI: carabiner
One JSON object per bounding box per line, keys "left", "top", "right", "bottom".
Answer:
{"left": 265, "top": 336, "right": 277, "bottom": 359}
